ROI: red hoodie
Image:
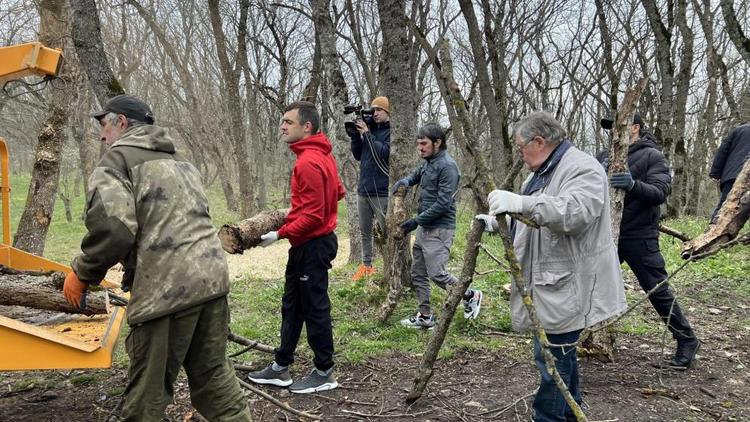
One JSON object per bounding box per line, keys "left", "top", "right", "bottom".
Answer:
{"left": 277, "top": 132, "right": 346, "bottom": 246}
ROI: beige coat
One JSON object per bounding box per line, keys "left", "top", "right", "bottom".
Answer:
{"left": 511, "top": 146, "right": 627, "bottom": 334}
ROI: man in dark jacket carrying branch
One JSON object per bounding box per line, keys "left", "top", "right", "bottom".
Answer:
{"left": 600, "top": 114, "right": 699, "bottom": 369}
{"left": 709, "top": 121, "right": 750, "bottom": 222}
{"left": 62, "top": 95, "right": 252, "bottom": 421}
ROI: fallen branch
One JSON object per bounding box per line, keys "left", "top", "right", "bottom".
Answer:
{"left": 682, "top": 157, "right": 750, "bottom": 259}
{"left": 227, "top": 332, "right": 275, "bottom": 354}
{"left": 658, "top": 224, "right": 691, "bottom": 242}
{"left": 218, "top": 209, "right": 289, "bottom": 254}
{"left": 237, "top": 378, "right": 321, "bottom": 420}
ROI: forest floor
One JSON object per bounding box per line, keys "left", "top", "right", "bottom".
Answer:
{"left": 1, "top": 237, "right": 749, "bottom": 421}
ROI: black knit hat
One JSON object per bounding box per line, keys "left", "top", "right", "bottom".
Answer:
{"left": 600, "top": 113, "right": 644, "bottom": 130}
{"left": 91, "top": 95, "right": 155, "bottom": 124}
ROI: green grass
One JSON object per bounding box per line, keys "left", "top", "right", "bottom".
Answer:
{"left": 6, "top": 172, "right": 750, "bottom": 366}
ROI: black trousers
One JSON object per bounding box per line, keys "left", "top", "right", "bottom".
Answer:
{"left": 710, "top": 179, "right": 735, "bottom": 223}
{"left": 275, "top": 233, "right": 338, "bottom": 371}
{"left": 619, "top": 238, "right": 694, "bottom": 341}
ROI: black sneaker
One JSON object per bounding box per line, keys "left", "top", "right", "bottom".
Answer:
{"left": 670, "top": 338, "right": 700, "bottom": 368}
{"left": 288, "top": 368, "right": 338, "bottom": 394}
{"left": 246, "top": 363, "right": 293, "bottom": 387}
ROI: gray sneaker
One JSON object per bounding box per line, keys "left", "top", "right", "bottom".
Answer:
{"left": 400, "top": 313, "right": 435, "bottom": 329}
{"left": 463, "top": 290, "right": 483, "bottom": 319}
{"left": 289, "top": 368, "right": 338, "bottom": 394}
{"left": 247, "top": 363, "right": 293, "bottom": 387}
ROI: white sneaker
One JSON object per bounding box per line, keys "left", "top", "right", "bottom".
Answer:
{"left": 463, "top": 290, "right": 483, "bottom": 319}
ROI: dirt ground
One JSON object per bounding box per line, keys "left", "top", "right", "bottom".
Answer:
{"left": 1, "top": 331, "right": 748, "bottom": 421}
{"left": 1, "top": 240, "right": 749, "bottom": 421}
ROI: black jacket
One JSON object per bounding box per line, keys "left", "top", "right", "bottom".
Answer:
{"left": 350, "top": 121, "right": 390, "bottom": 197}
{"left": 598, "top": 132, "right": 671, "bottom": 239}
{"left": 709, "top": 122, "right": 750, "bottom": 184}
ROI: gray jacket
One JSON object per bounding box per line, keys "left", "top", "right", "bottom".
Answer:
{"left": 404, "top": 150, "right": 460, "bottom": 229}
{"left": 510, "top": 146, "right": 626, "bottom": 334}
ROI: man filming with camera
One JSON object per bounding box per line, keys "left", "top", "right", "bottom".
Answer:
{"left": 348, "top": 96, "right": 391, "bottom": 281}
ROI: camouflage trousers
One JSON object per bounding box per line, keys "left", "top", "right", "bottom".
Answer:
{"left": 121, "top": 296, "right": 252, "bottom": 422}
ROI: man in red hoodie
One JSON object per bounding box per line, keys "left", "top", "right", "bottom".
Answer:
{"left": 247, "top": 101, "right": 345, "bottom": 394}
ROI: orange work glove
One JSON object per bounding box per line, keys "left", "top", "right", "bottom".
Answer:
{"left": 63, "top": 271, "right": 88, "bottom": 309}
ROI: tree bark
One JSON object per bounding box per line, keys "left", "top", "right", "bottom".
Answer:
{"left": 207, "top": 0, "right": 255, "bottom": 218}
{"left": 69, "top": 0, "right": 125, "bottom": 105}
{"left": 681, "top": 158, "right": 750, "bottom": 259}
{"left": 312, "top": 0, "right": 362, "bottom": 265}
{"left": 218, "top": 209, "right": 290, "bottom": 254}
{"left": 0, "top": 269, "right": 108, "bottom": 315}
{"left": 13, "top": 0, "right": 76, "bottom": 255}
{"left": 579, "top": 78, "right": 646, "bottom": 363}
{"left": 720, "top": 0, "right": 750, "bottom": 66}
{"left": 376, "top": 187, "right": 409, "bottom": 322}
{"left": 376, "top": 0, "right": 417, "bottom": 318}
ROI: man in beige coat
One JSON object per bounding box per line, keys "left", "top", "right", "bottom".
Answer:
{"left": 477, "top": 111, "right": 626, "bottom": 421}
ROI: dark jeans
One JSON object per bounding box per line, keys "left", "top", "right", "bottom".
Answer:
{"left": 275, "top": 233, "right": 338, "bottom": 371}
{"left": 122, "top": 297, "right": 252, "bottom": 422}
{"left": 533, "top": 329, "right": 583, "bottom": 422}
{"left": 619, "top": 238, "right": 694, "bottom": 341}
{"left": 710, "top": 179, "right": 735, "bottom": 223}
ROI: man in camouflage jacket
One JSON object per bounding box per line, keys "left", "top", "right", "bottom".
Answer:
{"left": 62, "top": 95, "right": 251, "bottom": 421}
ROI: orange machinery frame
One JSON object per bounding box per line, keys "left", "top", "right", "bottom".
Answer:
{"left": 0, "top": 137, "right": 126, "bottom": 370}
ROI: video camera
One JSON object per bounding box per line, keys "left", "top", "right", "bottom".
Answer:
{"left": 344, "top": 104, "right": 375, "bottom": 137}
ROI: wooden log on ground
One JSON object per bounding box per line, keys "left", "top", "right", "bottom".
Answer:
{"left": 218, "top": 208, "right": 289, "bottom": 254}
{"left": 681, "top": 158, "right": 750, "bottom": 259}
{"left": 0, "top": 270, "right": 108, "bottom": 315}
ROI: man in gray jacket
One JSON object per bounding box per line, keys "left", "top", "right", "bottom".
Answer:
{"left": 392, "top": 123, "right": 483, "bottom": 328}
{"left": 478, "top": 111, "right": 626, "bottom": 421}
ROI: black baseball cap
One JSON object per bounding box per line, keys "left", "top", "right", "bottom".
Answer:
{"left": 600, "top": 113, "right": 644, "bottom": 130}
{"left": 91, "top": 94, "right": 155, "bottom": 124}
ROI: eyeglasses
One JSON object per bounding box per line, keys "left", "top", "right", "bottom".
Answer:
{"left": 515, "top": 136, "right": 537, "bottom": 152}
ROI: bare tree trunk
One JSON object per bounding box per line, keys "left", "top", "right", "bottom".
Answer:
{"left": 13, "top": 0, "right": 76, "bottom": 255}
{"left": 720, "top": 0, "right": 750, "bottom": 66}
{"left": 458, "top": 0, "right": 512, "bottom": 181}
{"left": 376, "top": 0, "right": 417, "bottom": 322}
{"left": 207, "top": 0, "right": 255, "bottom": 218}
{"left": 69, "top": 0, "right": 125, "bottom": 105}
{"left": 312, "top": 0, "right": 361, "bottom": 265}
{"left": 580, "top": 79, "right": 646, "bottom": 362}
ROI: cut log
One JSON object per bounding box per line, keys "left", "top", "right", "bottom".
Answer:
{"left": 681, "top": 158, "right": 750, "bottom": 259}
{"left": 218, "top": 208, "right": 289, "bottom": 254}
{"left": 0, "top": 269, "right": 108, "bottom": 315}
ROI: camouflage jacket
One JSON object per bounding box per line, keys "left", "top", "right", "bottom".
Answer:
{"left": 72, "top": 125, "right": 229, "bottom": 325}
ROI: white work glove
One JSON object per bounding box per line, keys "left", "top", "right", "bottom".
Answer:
{"left": 259, "top": 231, "right": 279, "bottom": 247}
{"left": 488, "top": 190, "right": 524, "bottom": 215}
{"left": 475, "top": 214, "right": 500, "bottom": 232}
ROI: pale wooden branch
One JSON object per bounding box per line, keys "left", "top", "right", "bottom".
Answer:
{"left": 237, "top": 378, "right": 321, "bottom": 420}
{"left": 227, "top": 332, "right": 275, "bottom": 354}
{"left": 658, "top": 224, "right": 692, "bottom": 242}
